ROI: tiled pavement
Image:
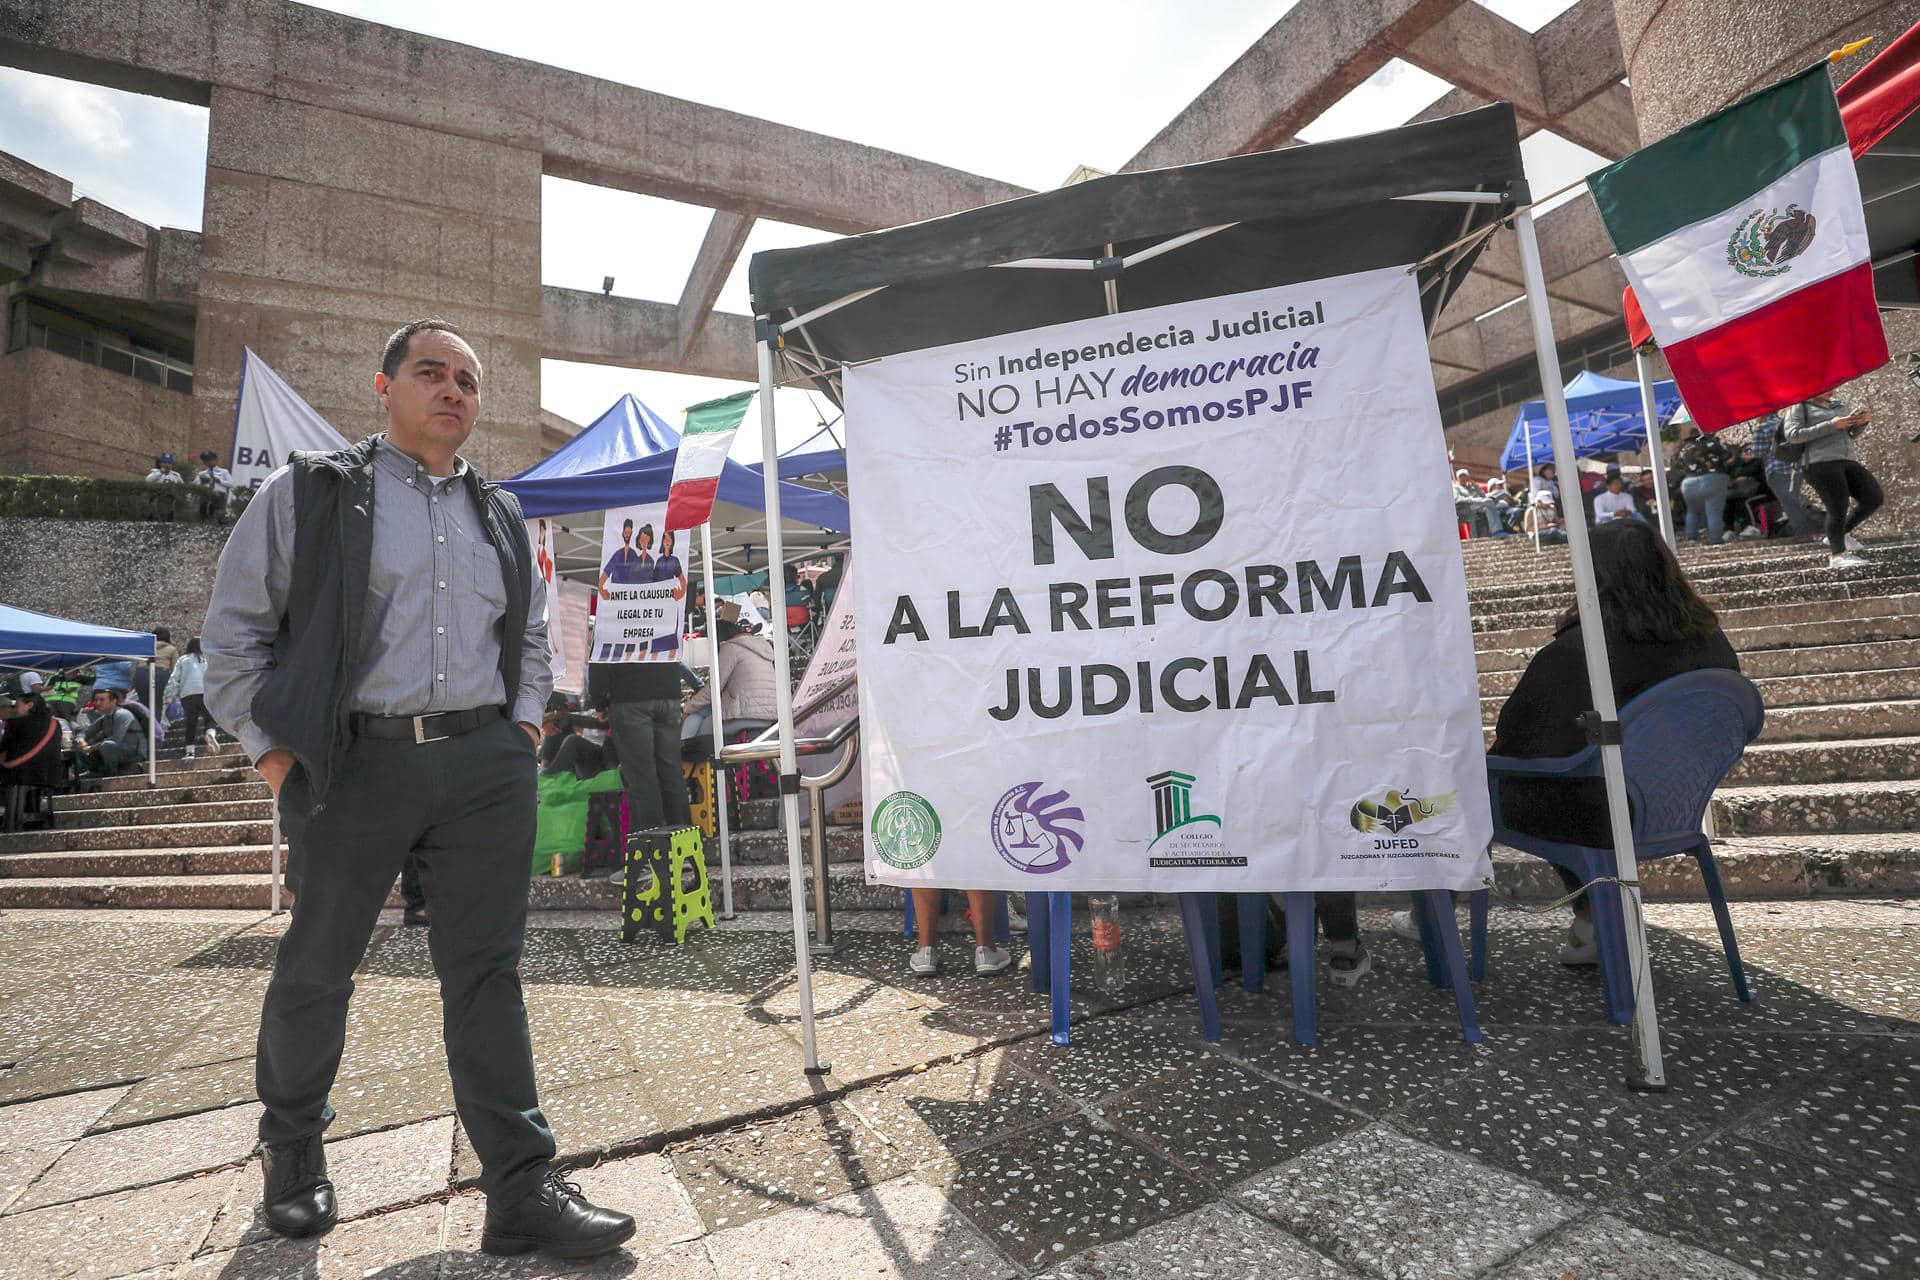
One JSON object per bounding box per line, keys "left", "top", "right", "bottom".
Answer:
{"left": 0, "top": 899, "right": 1915, "bottom": 1279}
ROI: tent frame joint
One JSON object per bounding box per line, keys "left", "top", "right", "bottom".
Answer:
{"left": 1576, "top": 711, "right": 1623, "bottom": 746}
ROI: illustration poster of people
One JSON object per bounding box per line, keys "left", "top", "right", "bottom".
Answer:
{"left": 527, "top": 518, "right": 566, "bottom": 679}
{"left": 592, "top": 501, "right": 686, "bottom": 662}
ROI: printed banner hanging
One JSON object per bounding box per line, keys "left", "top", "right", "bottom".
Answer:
{"left": 527, "top": 518, "right": 566, "bottom": 680}
{"left": 592, "top": 503, "right": 687, "bottom": 663}
{"left": 846, "top": 266, "right": 1494, "bottom": 892}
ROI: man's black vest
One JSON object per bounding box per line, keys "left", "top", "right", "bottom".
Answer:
{"left": 251, "top": 436, "right": 533, "bottom": 801}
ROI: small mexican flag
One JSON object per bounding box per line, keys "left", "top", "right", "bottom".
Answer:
{"left": 1587, "top": 62, "right": 1887, "bottom": 431}
{"left": 664, "top": 389, "right": 755, "bottom": 530}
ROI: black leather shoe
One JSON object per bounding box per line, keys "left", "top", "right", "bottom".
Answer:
{"left": 403, "top": 906, "right": 429, "bottom": 928}
{"left": 481, "top": 1169, "right": 635, "bottom": 1259}
{"left": 260, "top": 1134, "right": 337, "bottom": 1238}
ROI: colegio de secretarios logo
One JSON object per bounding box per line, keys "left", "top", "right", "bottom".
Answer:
{"left": 870, "top": 790, "right": 942, "bottom": 870}
{"left": 990, "top": 782, "right": 1084, "bottom": 874}
{"left": 1146, "top": 770, "right": 1243, "bottom": 868}
{"left": 1348, "top": 787, "right": 1456, "bottom": 835}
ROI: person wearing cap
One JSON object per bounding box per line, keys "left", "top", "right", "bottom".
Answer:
{"left": 146, "top": 454, "right": 184, "bottom": 484}
{"left": 1523, "top": 489, "right": 1568, "bottom": 544}
{"left": 1484, "top": 475, "right": 1524, "bottom": 533}
{"left": 1452, "top": 468, "right": 1499, "bottom": 537}
{"left": 1, "top": 673, "right": 64, "bottom": 809}
{"left": 195, "top": 450, "right": 235, "bottom": 519}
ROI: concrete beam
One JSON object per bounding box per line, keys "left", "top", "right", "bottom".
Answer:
{"left": 677, "top": 211, "right": 754, "bottom": 361}
{"left": 543, "top": 287, "right": 756, "bottom": 383}
{"left": 1125, "top": 0, "right": 1466, "bottom": 169}
{"left": 1533, "top": 0, "right": 1627, "bottom": 118}
{"left": 0, "top": 1, "right": 1027, "bottom": 236}
{"left": 1553, "top": 83, "right": 1639, "bottom": 160}
{"left": 1399, "top": 1, "right": 1546, "bottom": 121}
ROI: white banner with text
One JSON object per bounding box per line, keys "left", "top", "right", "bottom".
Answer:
{"left": 847, "top": 267, "right": 1493, "bottom": 892}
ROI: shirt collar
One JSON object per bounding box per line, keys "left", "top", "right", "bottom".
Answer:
{"left": 375, "top": 436, "right": 469, "bottom": 490}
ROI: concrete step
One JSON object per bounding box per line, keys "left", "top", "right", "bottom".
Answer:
{"left": 0, "top": 871, "right": 629, "bottom": 911}
{"left": 1459, "top": 533, "right": 1920, "bottom": 588}
{"left": 53, "top": 799, "right": 274, "bottom": 829}
{"left": 1477, "top": 636, "right": 1920, "bottom": 686}
{"left": 727, "top": 826, "right": 863, "bottom": 864}
{"left": 1757, "top": 698, "right": 1920, "bottom": 743}
{"left": 1473, "top": 592, "right": 1920, "bottom": 655}
{"left": 152, "top": 749, "right": 250, "bottom": 775}
{"left": 0, "top": 819, "right": 272, "bottom": 855}
{"left": 1471, "top": 573, "right": 1920, "bottom": 634}
{"left": 1467, "top": 556, "right": 1919, "bottom": 616}
{"left": 0, "top": 846, "right": 270, "bottom": 878}
{"left": 1474, "top": 617, "right": 1920, "bottom": 675}
{"left": 1725, "top": 736, "right": 1920, "bottom": 786}
{"left": 1712, "top": 779, "right": 1920, "bottom": 837}
{"left": 1478, "top": 667, "right": 1920, "bottom": 723}
{"left": 52, "top": 781, "right": 270, "bottom": 812}
{"left": 102, "top": 766, "right": 250, "bottom": 792}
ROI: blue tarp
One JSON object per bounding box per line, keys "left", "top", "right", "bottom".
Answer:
{"left": 499, "top": 396, "right": 852, "bottom": 530}
{"left": 1500, "top": 370, "right": 1681, "bottom": 473}
{"left": 752, "top": 422, "right": 846, "bottom": 481}
{"left": 0, "top": 603, "right": 154, "bottom": 670}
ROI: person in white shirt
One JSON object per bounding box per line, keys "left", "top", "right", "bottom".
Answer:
{"left": 146, "top": 454, "right": 184, "bottom": 484}
{"left": 1592, "top": 473, "right": 1642, "bottom": 523}
{"left": 194, "top": 450, "right": 235, "bottom": 519}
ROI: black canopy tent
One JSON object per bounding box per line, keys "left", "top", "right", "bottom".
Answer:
{"left": 743, "top": 104, "right": 1670, "bottom": 1087}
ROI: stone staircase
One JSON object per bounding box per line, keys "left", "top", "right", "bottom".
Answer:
{"left": 2, "top": 533, "right": 1916, "bottom": 911}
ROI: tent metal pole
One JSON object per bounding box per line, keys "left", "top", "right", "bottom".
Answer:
{"left": 1634, "top": 349, "right": 1679, "bottom": 550}
{"left": 757, "top": 329, "right": 827, "bottom": 1076}
{"left": 1515, "top": 209, "right": 1666, "bottom": 1091}
{"left": 1393, "top": 190, "right": 1505, "bottom": 203}
{"left": 779, "top": 288, "right": 887, "bottom": 334}
{"left": 700, "top": 521, "right": 735, "bottom": 919}
{"left": 147, "top": 662, "right": 156, "bottom": 788}
{"left": 1525, "top": 426, "right": 1540, "bottom": 554}
{"left": 270, "top": 808, "right": 282, "bottom": 915}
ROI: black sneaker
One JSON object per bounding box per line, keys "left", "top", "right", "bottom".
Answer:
{"left": 259, "top": 1133, "right": 336, "bottom": 1239}
{"left": 481, "top": 1169, "right": 636, "bottom": 1259}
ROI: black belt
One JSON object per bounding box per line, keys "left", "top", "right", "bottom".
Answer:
{"left": 351, "top": 705, "right": 503, "bottom": 744}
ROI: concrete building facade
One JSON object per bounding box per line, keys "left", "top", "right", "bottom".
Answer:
{"left": 0, "top": 0, "right": 1913, "bottom": 527}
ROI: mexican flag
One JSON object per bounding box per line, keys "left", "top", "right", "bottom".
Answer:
{"left": 663, "top": 389, "right": 754, "bottom": 530}
{"left": 1588, "top": 63, "right": 1887, "bottom": 431}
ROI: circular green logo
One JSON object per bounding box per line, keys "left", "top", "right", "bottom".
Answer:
{"left": 871, "top": 790, "right": 942, "bottom": 870}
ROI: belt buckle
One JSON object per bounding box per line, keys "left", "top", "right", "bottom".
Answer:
{"left": 413, "top": 714, "right": 450, "bottom": 745}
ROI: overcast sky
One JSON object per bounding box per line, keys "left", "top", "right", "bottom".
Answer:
{"left": 0, "top": 0, "right": 1596, "bottom": 458}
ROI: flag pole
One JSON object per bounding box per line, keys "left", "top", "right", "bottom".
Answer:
{"left": 1634, "top": 348, "right": 1679, "bottom": 549}
{"left": 700, "top": 521, "right": 734, "bottom": 918}
{"left": 1516, "top": 209, "right": 1666, "bottom": 1090}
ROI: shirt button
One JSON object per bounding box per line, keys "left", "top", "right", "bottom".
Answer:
{"left": 437, "top": 673, "right": 446, "bottom": 681}
{"left": 437, "top": 535, "right": 445, "bottom": 543}
{"left": 438, "top": 581, "right": 447, "bottom": 589}
{"left": 437, "top": 626, "right": 445, "bottom": 635}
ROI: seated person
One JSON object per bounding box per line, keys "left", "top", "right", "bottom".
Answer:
{"left": 1, "top": 673, "right": 65, "bottom": 794}
{"left": 1591, "top": 473, "right": 1641, "bottom": 523}
{"left": 1452, "top": 469, "right": 1497, "bottom": 535}
{"left": 539, "top": 699, "right": 604, "bottom": 779}
{"left": 1490, "top": 520, "right": 1739, "bottom": 963}
{"left": 1523, "top": 491, "right": 1568, "bottom": 543}
{"left": 1484, "top": 476, "right": 1525, "bottom": 533}
{"left": 683, "top": 617, "right": 778, "bottom": 742}
{"left": 907, "top": 888, "right": 1011, "bottom": 978}
{"left": 73, "top": 687, "right": 147, "bottom": 779}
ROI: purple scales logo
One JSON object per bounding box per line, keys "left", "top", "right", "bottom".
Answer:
{"left": 990, "top": 782, "right": 1085, "bottom": 874}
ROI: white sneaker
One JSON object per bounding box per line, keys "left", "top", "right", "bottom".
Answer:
{"left": 1845, "top": 533, "right": 1866, "bottom": 553}
{"left": 1558, "top": 917, "right": 1598, "bottom": 966}
{"left": 1389, "top": 910, "right": 1421, "bottom": 942}
{"left": 205, "top": 729, "right": 220, "bottom": 748}
{"left": 1005, "top": 901, "right": 1028, "bottom": 934}
{"left": 909, "top": 945, "right": 939, "bottom": 977}
{"left": 974, "top": 944, "right": 1011, "bottom": 976}
{"left": 1830, "top": 551, "right": 1871, "bottom": 569}
{"left": 1738, "top": 525, "right": 1763, "bottom": 539}
{"left": 184, "top": 745, "right": 195, "bottom": 759}
{"left": 1327, "top": 943, "right": 1372, "bottom": 988}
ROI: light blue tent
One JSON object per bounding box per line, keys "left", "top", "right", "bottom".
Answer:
{"left": 1500, "top": 370, "right": 1681, "bottom": 473}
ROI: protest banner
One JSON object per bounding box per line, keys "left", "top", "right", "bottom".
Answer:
{"left": 592, "top": 502, "right": 687, "bottom": 663}
{"left": 528, "top": 517, "right": 566, "bottom": 679}
{"left": 847, "top": 266, "right": 1493, "bottom": 892}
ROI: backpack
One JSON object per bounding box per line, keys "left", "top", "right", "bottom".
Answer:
{"left": 1772, "top": 435, "right": 1806, "bottom": 465}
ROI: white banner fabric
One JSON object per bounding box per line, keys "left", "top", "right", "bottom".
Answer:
{"left": 527, "top": 518, "right": 566, "bottom": 681}
{"left": 592, "top": 503, "right": 686, "bottom": 663}
{"left": 846, "top": 267, "right": 1493, "bottom": 893}
{"left": 229, "top": 348, "right": 350, "bottom": 490}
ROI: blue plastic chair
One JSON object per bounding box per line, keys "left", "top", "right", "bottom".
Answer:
{"left": 1024, "top": 892, "right": 1234, "bottom": 1046}
{"left": 1472, "top": 668, "right": 1765, "bottom": 1024}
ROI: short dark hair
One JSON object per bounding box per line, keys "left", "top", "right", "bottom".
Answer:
{"left": 97, "top": 686, "right": 121, "bottom": 704}
{"left": 381, "top": 319, "right": 470, "bottom": 380}
{"left": 153, "top": 626, "right": 170, "bottom": 642}
{"left": 622, "top": 517, "right": 634, "bottom": 531}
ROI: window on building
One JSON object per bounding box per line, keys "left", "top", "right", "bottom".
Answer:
{"left": 5, "top": 295, "right": 193, "bottom": 395}
{"left": 1438, "top": 321, "right": 1634, "bottom": 427}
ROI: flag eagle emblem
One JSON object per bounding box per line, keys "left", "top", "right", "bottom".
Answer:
{"left": 1726, "top": 204, "right": 1817, "bottom": 278}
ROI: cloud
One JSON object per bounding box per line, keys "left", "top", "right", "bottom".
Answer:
{"left": 0, "top": 68, "right": 133, "bottom": 153}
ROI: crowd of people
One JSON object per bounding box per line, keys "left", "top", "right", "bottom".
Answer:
{"left": 1450, "top": 392, "right": 1885, "bottom": 570}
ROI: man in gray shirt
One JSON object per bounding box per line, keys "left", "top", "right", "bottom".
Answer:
{"left": 204, "top": 320, "right": 633, "bottom": 1260}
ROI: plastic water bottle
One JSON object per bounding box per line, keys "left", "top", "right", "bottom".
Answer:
{"left": 1090, "top": 896, "right": 1124, "bottom": 992}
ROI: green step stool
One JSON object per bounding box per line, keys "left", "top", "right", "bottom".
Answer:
{"left": 620, "top": 824, "right": 716, "bottom": 945}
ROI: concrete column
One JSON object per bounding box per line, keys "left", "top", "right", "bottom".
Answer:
{"left": 1612, "top": 0, "right": 1920, "bottom": 536}
{"left": 190, "top": 86, "right": 545, "bottom": 479}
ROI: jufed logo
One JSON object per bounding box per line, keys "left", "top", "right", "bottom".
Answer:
{"left": 1348, "top": 788, "right": 1455, "bottom": 835}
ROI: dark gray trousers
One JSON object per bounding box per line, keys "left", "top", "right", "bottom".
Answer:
{"left": 609, "top": 698, "right": 690, "bottom": 830}
{"left": 258, "top": 716, "right": 554, "bottom": 1202}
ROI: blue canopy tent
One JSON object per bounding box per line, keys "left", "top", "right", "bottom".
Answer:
{"left": 1, "top": 603, "right": 158, "bottom": 785}
{"left": 752, "top": 421, "right": 846, "bottom": 482}
{"left": 1500, "top": 370, "right": 1680, "bottom": 473}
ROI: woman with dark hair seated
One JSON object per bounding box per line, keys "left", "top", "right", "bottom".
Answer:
{"left": 1488, "top": 519, "right": 1738, "bottom": 963}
